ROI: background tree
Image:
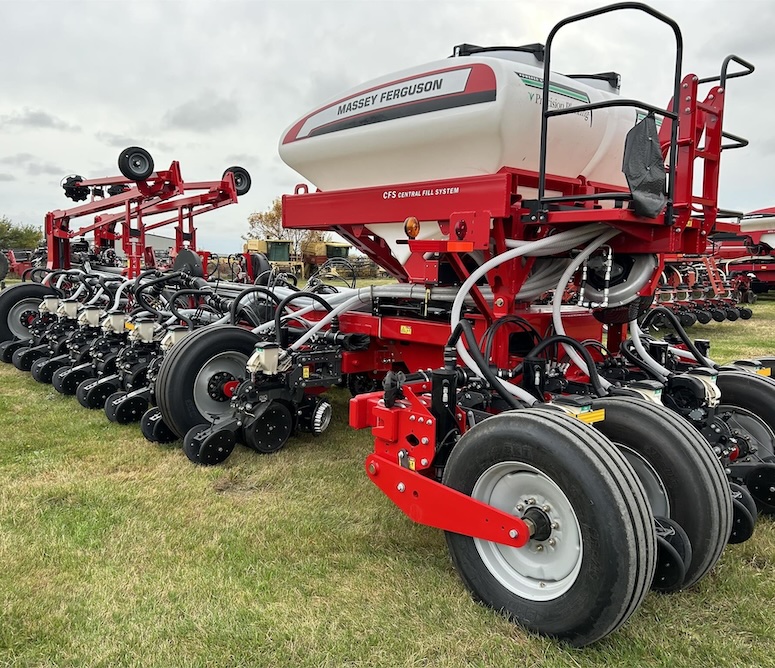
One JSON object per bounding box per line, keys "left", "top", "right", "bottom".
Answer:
{"left": 0, "top": 216, "right": 42, "bottom": 249}
{"left": 245, "top": 198, "right": 329, "bottom": 255}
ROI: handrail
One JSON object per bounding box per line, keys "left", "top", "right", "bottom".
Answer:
{"left": 537, "top": 2, "right": 683, "bottom": 226}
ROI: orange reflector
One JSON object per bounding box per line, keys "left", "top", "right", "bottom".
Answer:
{"left": 404, "top": 216, "right": 420, "bottom": 238}
{"left": 446, "top": 241, "right": 474, "bottom": 252}
{"left": 757, "top": 367, "right": 772, "bottom": 377}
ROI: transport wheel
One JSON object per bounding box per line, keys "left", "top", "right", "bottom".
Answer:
{"left": 155, "top": 325, "right": 258, "bottom": 438}
{"left": 716, "top": 371, "right": 775, "bottom": 461}
{"left": 223, "top": 166, "right": 251, "bottom": 196}
{"left": 140, "top": 407, "right": 179, "bottom": 444}
{"left": 118, "top": 146, "right": 154, "bottom": 181}
{"left": 745, "top": 291, "right": 758, "bottom": 304}
{"left": 442, "top": 409, "right": 655, "bottom": 647}
{"left": 0, "top": 282, "right": 54, "bottom": 343}
{"left": 592, "top": 396, "right": 732, "bottom": 588}
{"left": 695, "top": 310, "right": 711, "bottom": 325}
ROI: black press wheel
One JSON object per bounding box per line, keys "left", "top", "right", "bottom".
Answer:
{"left": 442, "top": 409, "right": 655, "bottom": 647}
{"left": 223, "top": 166, "right": 251, "bottom": 196}
{"left": 140, "top": 407, "right": 179, "bottom": 444}
{"left": 592, "top": 396, "right": 732, "bottom": 589}
{"left": 118, "top": 146, "right": 154, "bottom": 181}
{"left": 155, "top": 325, "right": 259, "bottom": 439}
{"left": 0, "top": 282, "right": 55, "bottom": 343}
{"left": 716, "top": 371, "right": 775, "bottom": 459}
{"left": 695, "top": 310, "right": 711, "bottom": 325}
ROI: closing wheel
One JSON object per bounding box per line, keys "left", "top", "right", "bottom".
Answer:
{"left": 13, "top": 345, "right": 46, "bottom": 372}
{"left": 729, "top": 495, "right": 756, "bottom": 544}
{"left": 117, "top": 146, "right": 154, "bottom": 181}
{"left": 652, "top": 516, "right": 690, "bottom": 593}
{"left": 0, "top": 340, "right": 26, "bottom": 363}
{"left": 442, "top": 409, "right": 655, "bottom": 647}
{"left": 0, "top": 282, "right": 55, "bottom": 343}
{"left": 695, "top": 310, "right": 711, "bottom": 325}
{"left": 140, "top": 407, "right": 178, "bottom": 444}
{"left": 223, "top": 166, "right": 251, "bottom": 196}
{"left": 183, "top": 424, "right": 237, "bottom": 465}
{"left": 155, "top": 325, "right": 258, "bottom": 438}
{"left": 592, "top": 396, "right": 732, "bottom": 588}
{"left": 243, "top": 402, "right": 294, "bottom": 454}
{"left": 54, "top": 365, "right": 93, "bottom": 395}
{"left": 745, "top": 464, "right": 775, "bottom": 513}
{"left": 739, "top": 307, "right": 753, "bottom": 320}
{"left": 31, "top": 356, "right": 65, "bottom": 384}
{"left": 711, "top": 309, "right": 726, "bottom": 322}
{"left": 104, "top": 391, "right": 126, "bottom": 422}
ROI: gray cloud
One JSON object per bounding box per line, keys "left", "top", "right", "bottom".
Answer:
{"left": 26, "top": 162, "right": 65, "bottom": 176}
{"left": 95, "top": 132, "right": 172, "bottom": 154}
{"left": 0, "top": 153, "right": 36, "bottom": 166}
{"left": 162, "top": 92, "right": 240, "bottom": 132}
{"left": 224, "top": 153, "right": 255, "bottom": 166}
{"left": 0, "top": 173, "right": 16, "bottom": 182}
{"left": 1, "top": 108, "right": 80, "bottom": 132}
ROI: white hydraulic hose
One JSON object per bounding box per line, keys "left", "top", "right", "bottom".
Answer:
{"left": 450, "top": 224, "right": 608, "bottom": 405}
{"left": 550, "top": 229, "right": 620, "bottom": 390}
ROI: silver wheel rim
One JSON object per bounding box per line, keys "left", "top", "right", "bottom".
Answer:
{"left": 129, "top": 153, "right": 150, "bottom": 175}
{"left": 7, "top": 297, "right": 43, "bottom": 339}
{"left": 618, "top": 444, "right": 670, "bottom": 517}
{"left": 193, "top": 351, "right": 248, "bottom": 420}
{"left": 719, "top": 404, "right": 775, "bottom": 459}
{"left": 472, "top": 461, "right": 583, "bottom": 602}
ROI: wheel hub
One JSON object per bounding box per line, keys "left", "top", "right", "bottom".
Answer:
{"left": 207, "top": 371, "right": 238, "bottom": 401}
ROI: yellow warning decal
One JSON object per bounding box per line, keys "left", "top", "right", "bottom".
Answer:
{"left": 303, "top": 366, "right": 310, "bottom": 379}
{"left": 125, "top": 322, "right": 135, "bottom": 330}
{"left": 576, "top": 409, "right": 606, "bottom": 425}
{"left": 400, "top": 325, "right": 413, "bottom": 335}
{"left": 757, "top": 367, "right": 772, "bottom": 377}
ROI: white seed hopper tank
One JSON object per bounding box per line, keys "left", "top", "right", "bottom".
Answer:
{"left": 280, "top": 45, "right": 640, "bottom": 192}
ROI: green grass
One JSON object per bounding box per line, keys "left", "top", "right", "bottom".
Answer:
{"left": 2, "top": 299, "right": 775, "bottom": 666}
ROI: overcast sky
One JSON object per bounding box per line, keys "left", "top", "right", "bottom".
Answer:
{"left": 1, "top": 0, "right": 772, "bottom": 253}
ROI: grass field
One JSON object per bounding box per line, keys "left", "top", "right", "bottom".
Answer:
{"left": 2, "top": 297, "right": 775, "bottom": 666}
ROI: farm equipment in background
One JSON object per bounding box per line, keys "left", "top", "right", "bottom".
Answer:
{"left": 647, "top": 254, "right": 753, "bottom": 326}
{"left": 45, "top": 146, "right": 251, "bottom": 279}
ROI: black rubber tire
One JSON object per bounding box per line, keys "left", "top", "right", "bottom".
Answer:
{"left": 442, "top": 408, "right": 655, "bottom": 647}
{"left": 0, "top": 282, "right": 55, "bottom": 343}
{"left": 739, "top": 307, "right": 753, "bottom": 320}
{"left": 592, "top": 396, "right": 732, "bottom": 589}
{"left": 54, "top": 365, "right": 94, "bottom": 395}
{"left": 0, "top": 252, "right": 8, "bottom": 282}
{"left": 140, "top": 407, "right": 179, "bottom": 444}
{"left": 725, "top": 307, "right": 740, "bottom": 322}
{"left": 155, "top": 325, "right": 258, "bottom": 439}
{"left": 716, "top": 371, "right": 775, "bottom": 457}
{"left": 13, "top": 344, "right": 46, "bottom": 372}
{"left": 31, "top": 356, "right": 63, "bottom": 384}
{"left": 711, "top": 309, "right": 726, "bottom": 322}
{"left": 1, "top": 340, "right": 26, "bottom": 363}
{"left": 104, "top": 391, "right": 126, "bottom": 423}
{"left": 118, "top": 146, "right": 154, "bottom": 181}
{"left": 695, "top": 310, "right": 711, "bottom": 325}
{"left": 223, "top": 166, "right": 251, "bottom": 196}
{"left": 678, "top": 311, "right": 697, "bottom": 328}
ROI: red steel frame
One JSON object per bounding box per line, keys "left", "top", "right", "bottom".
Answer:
{"left": 45, "top": 162, "right": 241, "bottom": 278}
{"left": 277, "top": 53, "right": 748, "bottom": 545}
